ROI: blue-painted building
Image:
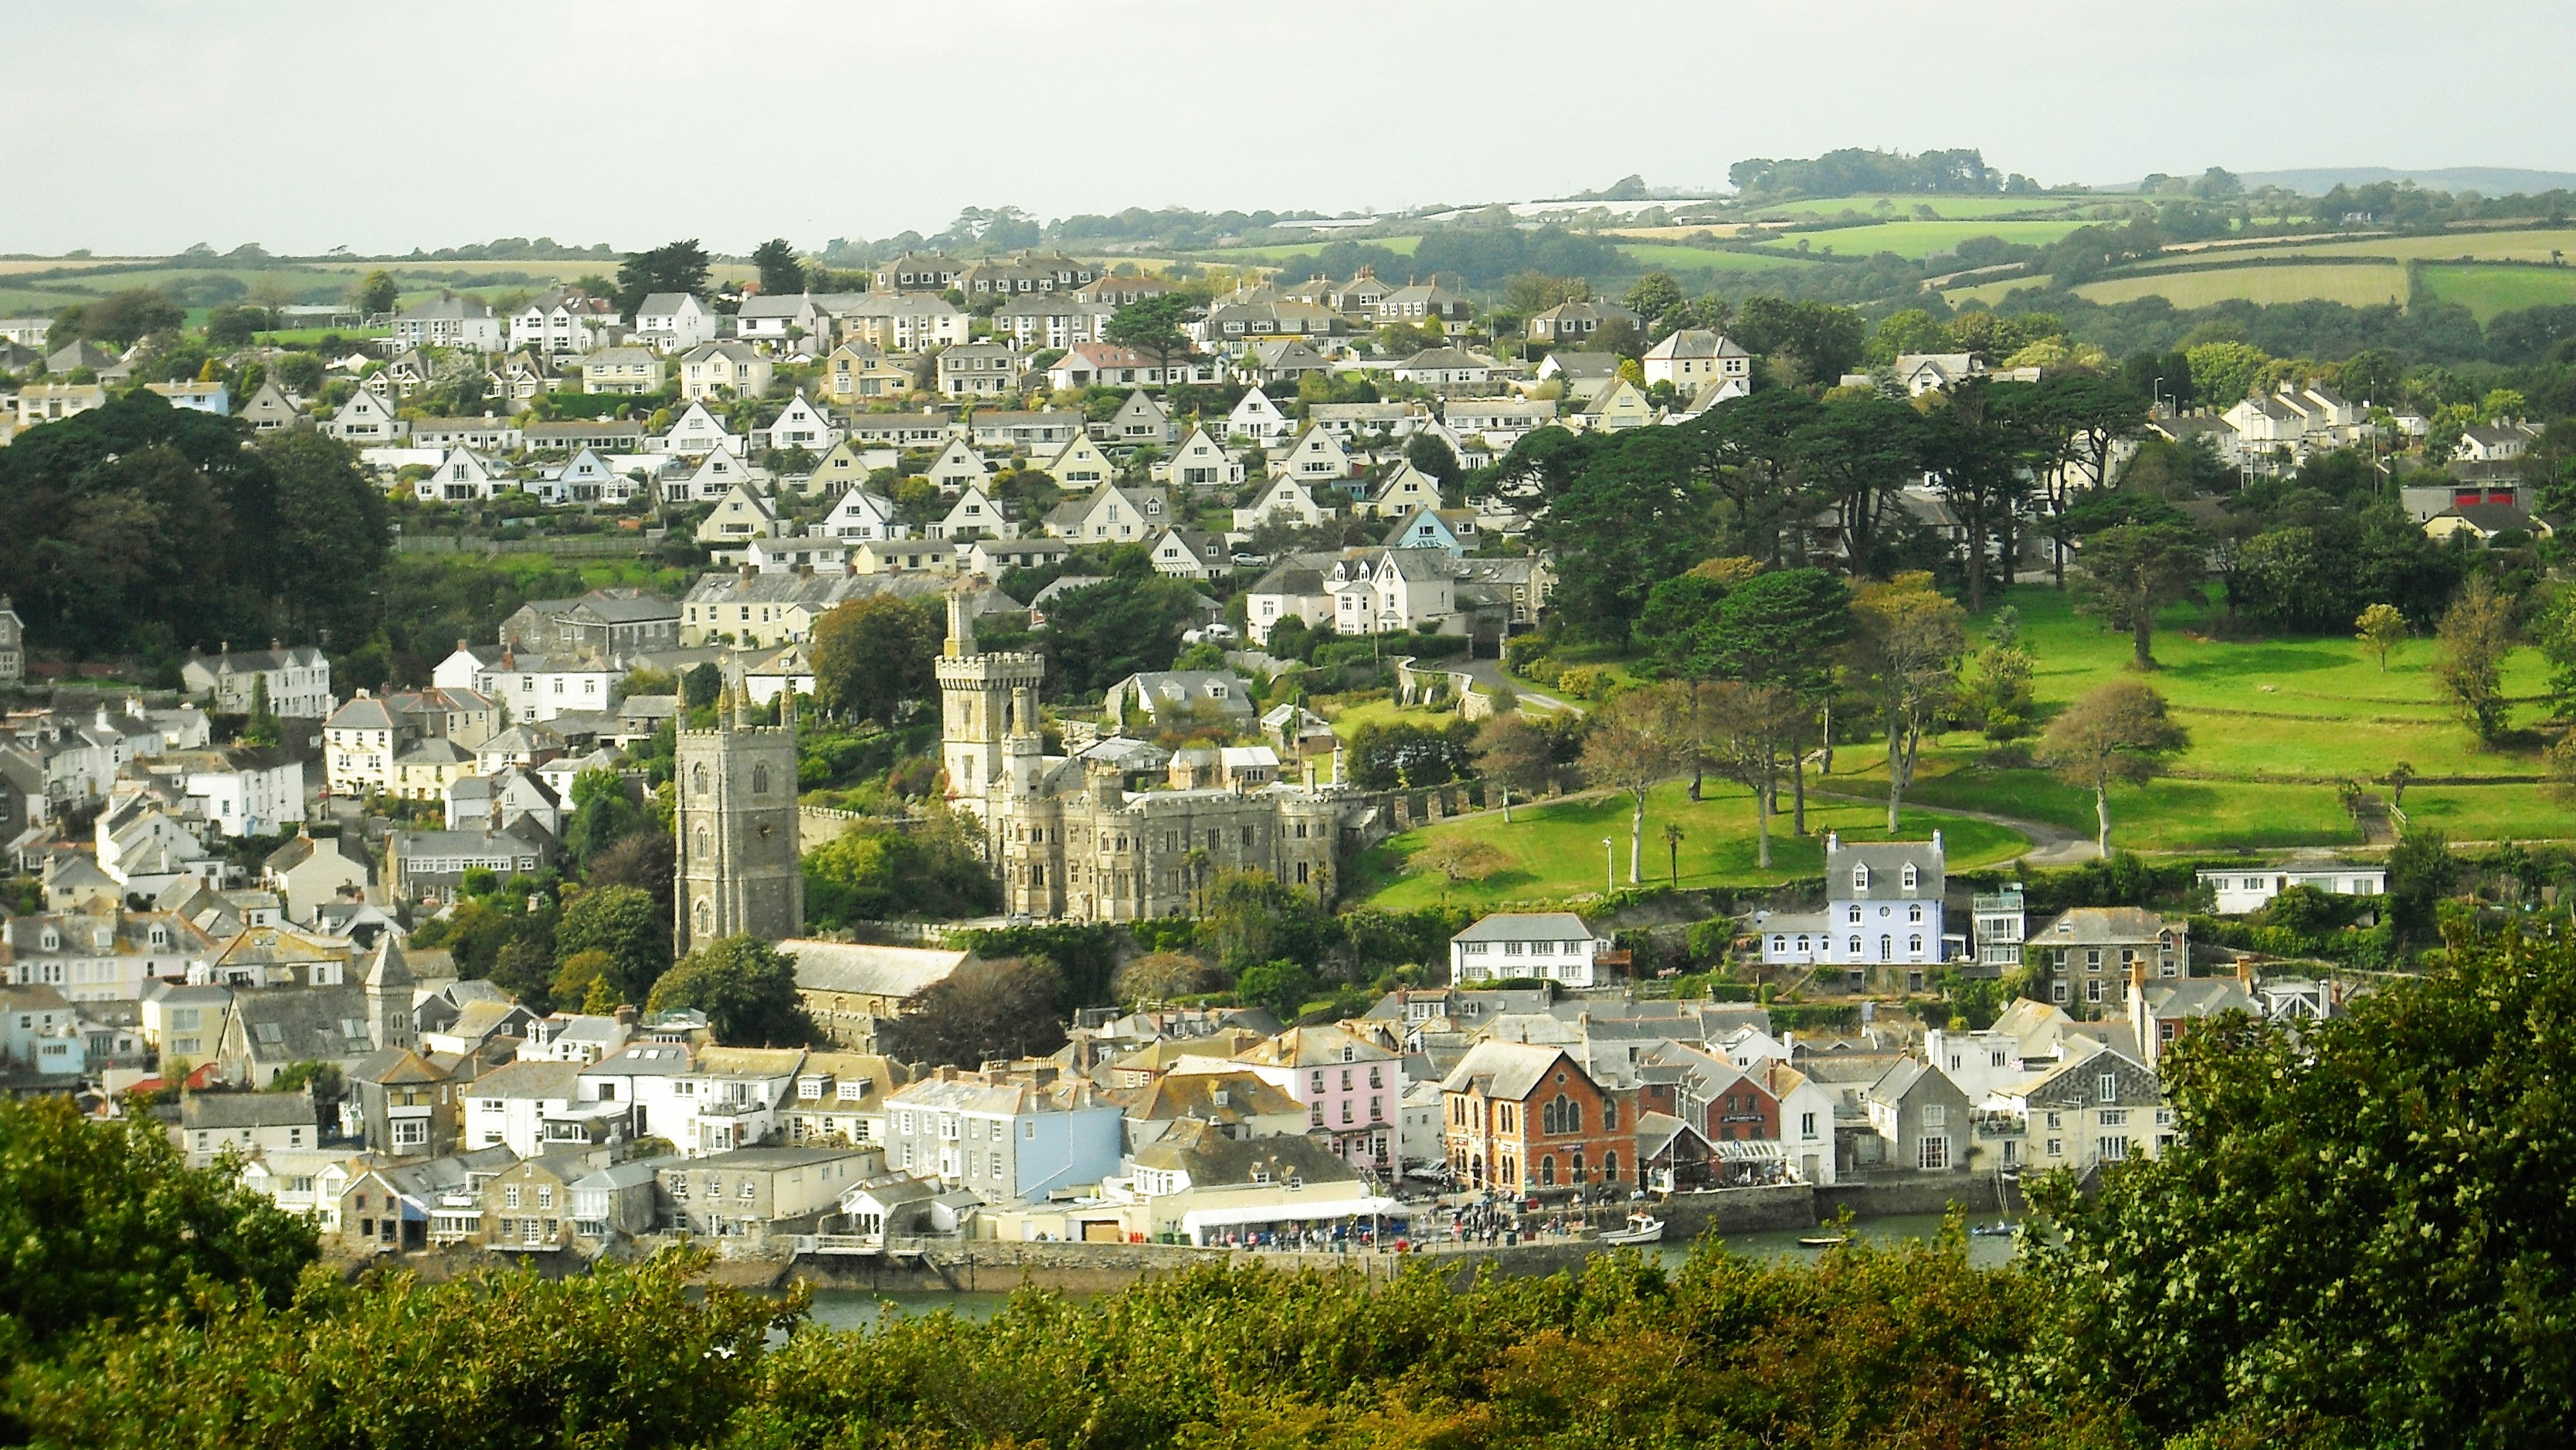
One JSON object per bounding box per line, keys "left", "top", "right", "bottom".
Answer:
{"left": 1756, "top": 832, "right": 1951, "bottom": 972}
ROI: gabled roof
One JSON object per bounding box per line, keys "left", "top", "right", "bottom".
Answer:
{"left": 786, "top": 940, "right": 969, "bottom": 1000}
{"left": 1440, "top": 1039, "right": 1580, "bottom": 1102}
{"left": 1453, "top": 912, "right": 1591, "bottom": 943}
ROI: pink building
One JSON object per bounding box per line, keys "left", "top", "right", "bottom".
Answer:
{"left": 1228, "top": 1024, "right": 1403, "bottom": 1177}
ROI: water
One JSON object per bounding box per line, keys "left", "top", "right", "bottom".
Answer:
{"left": 796, "top": 1212, "right": 2022, "bottom": 1328}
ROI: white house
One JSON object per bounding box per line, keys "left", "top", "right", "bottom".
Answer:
{"left": 1227, "top": 385, "right": 1296, "bottom": 445}
{"left": 1756, "top": 834, "right": 1950, "bottom": 973}
{"left": 822, "top": 487, "right": 908, "bottom": 542}
{"left": 414, "top": 447, "right": 506, "bottom": 502}
{"left": 2196, "top": 860, "right": 2388, "bottom": 915}
{"left": 679, "top": 342, "right": 773, "bottom": 402}
{"left": 633, "top": 293, "right": 718, "bottom": 353}
{"left": 1641, "top": 329, "right": 1752, "bottom": 391}
{"left": 1232, "top": 477, "right": 1330, "bottom": 532}
{"left": 392, "top": 295, "right": 503, "bottom": 351}
{"left": 1329, "top": 548, "right": 1454, "bottom": 636}
{"left": 922, "top": 436, "right": 990, "bottom": 490}
{"left": 1156, "top": 427, "right": 1245, "bottom": 489}
{"left": 322, "top": 389, "right": 407, "bottom": 445}
{"left": 472, "top": 653, "right": 622, "bottom": 723}
{"left": 1274, "top": 426, "right": 1355, "bottom": 487}
{"left": 757, "top": 391, "right": 841, "bottom": 456}
{"left": 1449, "top": 912, "right": 1607, "bottom": 987}
{"left": 657, "top": 400, "right": 742, "bottom": 458}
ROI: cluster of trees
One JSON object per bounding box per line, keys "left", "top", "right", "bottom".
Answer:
{"left": 1498, "top": 372, "right": 2147, "bottom": 633}
{"left": 20, "top": 927, "right": 2576, "bottom": 1444}
{"left": 1728, "top": 146, "right": 2043, "bottom": 202}
{"left": 0, "top": 391, "right": 391, "bottom": 663}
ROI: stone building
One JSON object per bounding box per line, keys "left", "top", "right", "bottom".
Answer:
{"left": 674, "top": 688, "right": 803, "bottom": 956}
{"left": 932, "top": 588, "right": 1363, "bottom": 922}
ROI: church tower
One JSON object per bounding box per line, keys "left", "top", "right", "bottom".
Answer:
{"left": 364, "top": 935, "right": 412, "bottom": 1051}
{"left": 933, "top": 585, "right": 1044, "bottom": 819}
{"left": 674, "top": 685, "right": 803, "bottom": 958}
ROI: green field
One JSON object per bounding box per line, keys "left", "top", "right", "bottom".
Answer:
{"left": 2176, "top": 227, "right": 2576, "bottom": 266}
{"left": 1361, "top": 584, "right": 2576, "bottom": 909}
{"left": 2418, "top": 263, "right": 2576, "bottom": 320}
{"left": 1355, "top": 783, "right": 2030, "bottom": 910}
{"left": 1844, "top": 586, "right": 2576, "bottom": 850}
{"left": 1742, "top": 194, "right": 2103, "bottom": 221}
{"left": 2070, "top": 263, "right": 2409, "bottom": 310}
{"left": 1752, "top": 219, "right": 2090, "bottom": 259}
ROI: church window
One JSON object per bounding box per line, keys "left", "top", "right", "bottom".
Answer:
{"left": 694, "top": 901, "right": 711, "bottom": 934}
{"left": 692, "top": 764, "right": 710, "bottom": 795}
{"left": 752, "top": 766, "right": 769, "bottom": 795}
{"left": 695, "top": 827, "right": 710, "bottom": 858}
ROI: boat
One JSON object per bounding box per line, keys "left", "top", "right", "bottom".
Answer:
{"left": 1970, "top": 1221, "right": 2015, "bottom": 1238}
{"left": 1797, "top": 1234, "right": 1848, "bottom": 1248}
{"left": 1599, "top": 1214, "right": 1665, "bottom": 1246}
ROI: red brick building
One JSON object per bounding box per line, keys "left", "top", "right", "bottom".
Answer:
{"left": 1441, "top": 1041, "right": 1630, "bottom": 1194}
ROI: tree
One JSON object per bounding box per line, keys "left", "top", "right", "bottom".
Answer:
{"left": 0, "top": 1096, "right": 316, "bottom": 1360}
{"left": 1580, "top": 705, "right": 1678, "bottom": 885}
{"left": 1416, "top": 836, "right": 1506, "bottom": 887}
{"left": 1471, "top": 712, "right": 1556, "bottom": 820}
{"left": 1702, "top": 681, "right": 1800, "bottom": 868}
{"left": 1791, "top": 393, "right": 1926, "bottom": 569}
{"left": 1526, "top": 432, "right": 1717, "bottom": 640}
{"left": 554, "top": 883, "right": 670, "bottom": 1006}
{"left": 1234, "top": 959, "right": 1320, "bottom": 1022}
{"left": 2355, "top": 602, "right": 2409, "bottom": 671}
{"left": 1661, "top": 822, "right": 1686, "bottom": 886}
{"left": 1111, "top": 950, "right": 1207, "bottom": 1003}
{"left": 2530, "top": 589, "right": 2576, "bottom": 714}
{"left": 351, "top": 270, "right": 401, "bottom": 318}
{"left": 879, "top": 955, "right": 1067, "bottom": 1065}
{"left": 1039, "top": 574, "right": 1205, "bottom": 700}
{"left": 803, "top": 811, "right": 1000, "bottom": 924}
{"left": 70, "top": 287, "right": 185, "bottom": 346}
{"left": 562, "top": 769, "right": 650, "bottom": 873}
{"left": 2025, "top": 930, "right": 2576, "bottom": 1445}
{"left": 616, "top": 239, "right": 712, "bottom": 317}
{"left": 1102, "top": 294, "right": 1194, "bottom": 375}
{"left": 646, "top": 935, "right": 816, "bottom": 1047}
{"left": 2070, "top": 521, "right": 2207, "bottom": 669}
{"left": 1847, "top": 572, "right": 1967, "bottom": 831}
{"left": 751, "top": 237, "right": 807, "bottom": 297}
{"left": 810, "top": 592, "right": 940, "bottom": 724}
{"left": 2433, "top": 576, "right": 2515, "bottom": 744}
{"left": 1197, "top": 870, "right": 1332, "bottom": 974}
{"left": 2035, "top": 680, "right": 2189, "bottom": 856}
{"left": 1922, "top": 379, "right": 2042, "bottom": 613}
{"left": 241, "top": 675, "right": 280, "bottom": 747}
{"left": 1622, "top": 272, "right": 1685, "bottom": 333}
{"left": 1402, "top": 430, "right": 1461, "bottom": 497}
{"left": 1636, "top": 571, "right": 1734, "bottom": 796}
{"left": 1710, "top": 569, "right": 1851, "bottom": 834}
{"left": 260, "top": 430, "right": 391, "bottom": 645}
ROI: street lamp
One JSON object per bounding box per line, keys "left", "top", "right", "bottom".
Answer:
{"left": 1602, "top": 837, "right": 1616, "bottom": 895}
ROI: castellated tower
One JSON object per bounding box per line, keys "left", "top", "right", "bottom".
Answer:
{"left": 933, "top": 585, "right": 1044, "bottom": 820}
{"left": 674, "top": 684, "right": 803, "bottom": 958}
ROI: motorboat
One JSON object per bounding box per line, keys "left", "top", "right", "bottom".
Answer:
{"left": 1797, "top": 1234, "right": 1848, "bottom": 1248}
{"left": 1970, "top": 1221, "right": 2015, "bottom": 1238}
{"left": 1599, "top": 1214, "right": 1665, "bottom": 1246}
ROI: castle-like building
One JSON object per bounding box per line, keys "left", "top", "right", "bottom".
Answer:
{"left": 935, "top": 592, "right": 1365, "bottom": 922}
{"left": 674, "top": 686, "right": 803, "bottom": 956}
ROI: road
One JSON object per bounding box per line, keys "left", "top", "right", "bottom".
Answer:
{"left": 1810, "top": 790, "right": 2099, "bottom": 868}
{"left": 1455, "top": 656, "right": 1575, "bottom": 713}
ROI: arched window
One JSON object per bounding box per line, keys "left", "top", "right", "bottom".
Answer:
{"left": 1604, "top": 1150, "right": 1620, "bottom": 1183}
{"left": 752, "top": 765, "right": 769, "bottom": 795}
{"left": 1602, "top": 1097, "right": 1618, "bottom": 1132}
{"left": 1847, "top": 936, "right": 1862, "bottom": 956}
{"left": 1879, "top": 935, "right": 1894, "bottom": 962}
{"left": 691, "top": 763, "right": 710, "bottom": 795}
{"left": 1909, "top": 935, "right": 1924, "bottom": 956}
{"left": 1539, "top": 1154, "right": 1556, "bottom": 1187}
{"left": 694, "top": 900, "right": 711, "bottom": 935}
{"left": 1851, "top": 864, "right": 1869, "bottom": 891}
{"left": 1901, "top": 862, "right": 1918, "bottom": 891}
{"left": 1571, "top": 1149, "right": 1585, "bottom": 1181}
{"left": 695, "top": 826, "right": 710, "bottom": 859}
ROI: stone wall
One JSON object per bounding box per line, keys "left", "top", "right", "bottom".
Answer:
{"left": 1817, "top": 1173, "right": 2004, "bottom": 1221}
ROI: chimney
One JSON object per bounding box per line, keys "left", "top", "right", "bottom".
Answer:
{"left": 1824, "top": 830, "right": 1838, "bottom": 853}
{"left": 937, "top": 1065, "right": 959, "bottom": 1082}
{"left": 2235, "top": 955, "right": 2254, "bottom": 988}
{"left": 1930, "top": 828, "right": 1943, "bottom": 855}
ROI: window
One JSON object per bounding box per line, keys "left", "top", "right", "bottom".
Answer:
{"left": 2098, "top": 1136, "right": 2131, "bottom": 1161}
{"left": 1916, "top": 1135, "right": 1950, "bottom": 1170}
{"left": 505, "top": 1185, "right": 522, "bottom": 1210}
{"left": 2098, "top": 1072, "right": 2119, "bottom": 1102}
{"left": 1799, "top": 1111, "right": 1817, "bottom": 1139}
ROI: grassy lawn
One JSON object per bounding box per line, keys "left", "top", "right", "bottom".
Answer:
{"left": 1848, "top": 586, "right": 2576, "bottom": 849}
{"left": 2418, "top": 263, "right": 2576, "bottom": 320}
{"left": 1752, "top": 219, "right": 2090, "bottom": 259}
{"left": 1354, "top": 781, "right": 2029, "bottom": 911}
{"left": 2072, "top": 263, "right": 2409, "bottom": 310}
{"left": 1943, "top": 276, "right": 2052, "bottom": 306}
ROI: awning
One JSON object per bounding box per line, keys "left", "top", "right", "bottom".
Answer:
{"left": 1180, "top": 1194, "right": 1401, "bottom": 1233}
{"left": 1714, "top": 1140, "right": 1787, "bottom": 1163}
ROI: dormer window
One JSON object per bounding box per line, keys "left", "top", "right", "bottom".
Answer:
{"left": 1901, "top": 863, "right": 1919, "bottom": 891}
{"left": 1851, "top": 864, "right": 1869, "bottom": 892}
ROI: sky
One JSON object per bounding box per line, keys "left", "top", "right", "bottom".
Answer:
{"left": 12, "top": 0, "right": 2576, "bottom": 257}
